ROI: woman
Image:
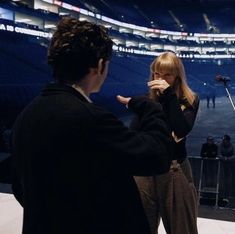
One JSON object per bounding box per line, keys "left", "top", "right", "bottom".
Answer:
{"left": 132, "top": 52, "right": 199, "bottom": 234}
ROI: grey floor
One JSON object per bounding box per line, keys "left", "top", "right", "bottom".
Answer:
{"left": 199, "top": 204, "right": 235, "bottom": 222}
{"left": 0, "top": 192, "right": 235, "bottom": 234}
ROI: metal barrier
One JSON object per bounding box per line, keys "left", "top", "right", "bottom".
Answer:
{"left": 188, "top": 156, "right": 235, "bottom": 209}
{"left": 198, "top": 157, "right": 221, "bottom": 208}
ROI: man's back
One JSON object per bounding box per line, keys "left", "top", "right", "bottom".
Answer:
{"left": 12, "top": 17, "right": 172, "bottom": 234}
{"left": 12, "top": 83, "right": 171, "bottom": 234}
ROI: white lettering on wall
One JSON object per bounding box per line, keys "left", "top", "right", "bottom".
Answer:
{"left": 0, "top": 23, "right": 52, "bottom": 39}
{"left": 6, "top": 25, "right": 14, "bottom": 32}
{"left": 0, "top": 24, "right": 6, "bottom": 30}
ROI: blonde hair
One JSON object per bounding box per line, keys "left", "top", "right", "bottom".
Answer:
{"left": 149, "top": 52, "right": 196, "bottom": 107}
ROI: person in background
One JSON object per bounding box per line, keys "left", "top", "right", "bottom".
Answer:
{"left": 205, "top": 85, "right": 216, "bottom": 108}
{"left": 200, "top": 136, "right": 218, "bottom": 158}
{"left": 220, "top": 134, "right": 234, "bottom": 159}
{"left": 219, "top": 134, "right": 234, "bottom": 203}
{"left": 132, "top": 52, "right": 199, "bottom": 234}
{"left": 11, "top": 17, "right": 172, "bottom": 234}
{"left": 200, "top": 136, "right": 218, "bottom": 188}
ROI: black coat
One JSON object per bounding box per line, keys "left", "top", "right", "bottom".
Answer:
{"left": 11, "top": 83, "right": 172, "bottom": 234}
{"left": 200, "top": 143, "right": 218, "bottom": 158}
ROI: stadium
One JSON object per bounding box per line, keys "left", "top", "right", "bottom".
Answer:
{"left": 0, "top": 0, "right": 235, "bottom": 233}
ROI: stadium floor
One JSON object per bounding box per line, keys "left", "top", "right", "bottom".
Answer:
{"left": 0, "top": 192, "right": 235, "bottom": 234}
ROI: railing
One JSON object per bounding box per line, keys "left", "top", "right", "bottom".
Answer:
{"left": 188, "top": 156, "right": 235, "bottom": 209}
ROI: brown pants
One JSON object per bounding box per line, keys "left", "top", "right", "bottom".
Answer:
{"left": 134, "top": 159, "right": 198, "bottom": 234}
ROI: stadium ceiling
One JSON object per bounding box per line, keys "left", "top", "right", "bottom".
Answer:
{"left": 63, "top": 0, "right": 235, "bottom": 34}
{"left": 2, "top": 0, "right": 235, "bottom": 59}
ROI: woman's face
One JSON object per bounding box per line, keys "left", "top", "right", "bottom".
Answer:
{"left": 152, "top": 71, "right": 177, "bottom": 86}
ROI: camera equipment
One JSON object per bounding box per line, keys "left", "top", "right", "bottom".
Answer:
{"left": 215, "top": 75, "right": 231, "bottom": 83}
{"left": 215, "top": 75, "right": 235, "bottom": 111}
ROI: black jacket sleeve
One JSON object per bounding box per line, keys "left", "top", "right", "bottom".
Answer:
{"left": 90, "top": 96, "right": 173, "bottom": 176}
{"left": 159, "top": 87, "right": 199, "bottom": 138}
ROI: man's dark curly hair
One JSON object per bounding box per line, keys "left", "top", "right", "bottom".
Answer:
{"left": 48, "top": 17, "right": 113, "bottom": 83}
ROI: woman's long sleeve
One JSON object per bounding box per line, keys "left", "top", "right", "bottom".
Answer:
{"left": 160, "top": 87, "right": 199, "bottom": 138}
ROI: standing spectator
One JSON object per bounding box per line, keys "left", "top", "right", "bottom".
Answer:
{"left": 200, "top": 136, "right": 218, "bottom": 158}
{"left": 219, "top": 134, "right": 234, "bottom": 203}
{"left": 204, "top": 84, "right": 216, "bottom": 108}
{"left": 220, "top": 134, "right": 234, "bottom": 159}
{"left": 200, "top": 136, "right": 218, "bottom": 188}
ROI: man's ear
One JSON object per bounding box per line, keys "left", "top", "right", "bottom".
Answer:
{"left": 97, "top": 58, "right": 105, "bottom": 75}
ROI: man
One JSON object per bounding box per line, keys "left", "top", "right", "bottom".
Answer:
{"left": 11, "top": 17, "right": 172, "bottom": 234}
{"left": 200, "top": 136, "right": 218, "bottom": 188}
{"left": 219, "top": 134, "right": 234, "bottom": 203}
{"left": 200, "top": 136, "right": 218, "bottom": 158}
{"left": 220, "top": 134, "right": 234, "bottom": 159}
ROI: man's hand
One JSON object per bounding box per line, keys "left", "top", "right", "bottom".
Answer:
{"left": 117, "top": 95, "right": 131, "bottom": 106}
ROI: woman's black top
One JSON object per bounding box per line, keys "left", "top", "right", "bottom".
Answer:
{"left": 131, "top": 87, "right": 199, "bottom": 163}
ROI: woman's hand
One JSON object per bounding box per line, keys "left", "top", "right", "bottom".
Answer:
{"left": 147, "top": 79, "right": 170, "bottom": 94}
{"left": 116, "top": 95, "right": 131, "bottom": 106}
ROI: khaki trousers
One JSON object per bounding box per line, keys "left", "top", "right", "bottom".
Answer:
{"left": 134, "top": 159, "right": 198, "bottom": 234}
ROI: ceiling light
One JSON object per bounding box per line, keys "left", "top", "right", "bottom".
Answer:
{"left": 16, "top": 18, "right": 32, "bottom": 23}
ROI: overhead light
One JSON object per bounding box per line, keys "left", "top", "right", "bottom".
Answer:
{"left": 59, "top": 12, "right": 70, "bottom": 16}
{"left": 103, "top": 24, "right": 112, "bottom": 29}
{"left": 79, "top": 17, "right": 88, "bottom": 21}
{"left": 112, "top": 38, "right": 122, "bottom": 45}
{"left": 42, "top": 0, "right": 53, "bottom": 3}
{"left": 44, "top": 24, "right": 56, "bottom": 29}
{"left": 119, "top": 28, "right": 130, "bottom": 33}
{"left": 16, "top": 18, "right": 32, "bottom": 23}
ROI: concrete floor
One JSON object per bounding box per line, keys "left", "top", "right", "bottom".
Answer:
{"left": 0, "top": 192, "right": 235, "bottom": 234}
